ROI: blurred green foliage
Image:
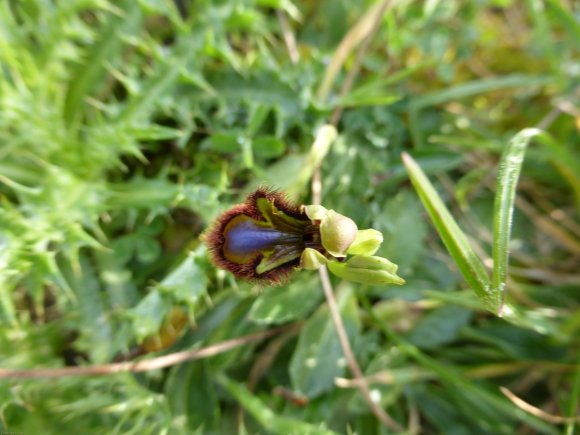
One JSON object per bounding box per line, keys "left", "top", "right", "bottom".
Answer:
{"left": 0, "top": 0, "right": 579, "bottom": 433}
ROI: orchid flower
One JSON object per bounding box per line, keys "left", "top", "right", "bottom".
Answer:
{"left": 202, "top": 187, "right": 404, "bottom": 286}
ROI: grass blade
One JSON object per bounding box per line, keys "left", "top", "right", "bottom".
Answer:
{"left": 402, "top": 152, "right": 498, "bottom": 313}
{"left": 545, "top": 0, "right": 580, "bottom": 44}
{"left": 316, "top": 1, "right": 388, "bottom": 102}
{"left": 565, "top": 358, "right": 580, "bottom": 435}
{"left": 493, "top": 129, "right": 541, "bottom": 314}
{"left": 409, "top": 75, "right": 553, "bottom": 110}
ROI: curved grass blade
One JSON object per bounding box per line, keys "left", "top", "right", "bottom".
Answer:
{"left": 402, "top": 152, "right": 497, "bottom": 313}
{"left": 493, "top": 129, "right": 541, "bottom": 315}
{"left": 565, "top": 358, "right": 580, "bottom": 435}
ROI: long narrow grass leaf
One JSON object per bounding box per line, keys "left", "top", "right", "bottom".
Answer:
{"left": 545, "top": 0, "right": 580, "bottom": 43}
{"left": 409, "top": 75, "right": 552, "bottom": 110}
{"left": 565, "top": 359, "right": 580, "bottom": 435}
{"left": 492, "top": 128, "right": 541, "bottom": 313}
{"left": 402, "top": 152, "right": 497, "bottom": 313}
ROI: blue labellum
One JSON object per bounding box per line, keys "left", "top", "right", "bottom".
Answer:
{"left": 223, "top": 215, "right": 302, "bottom": 264}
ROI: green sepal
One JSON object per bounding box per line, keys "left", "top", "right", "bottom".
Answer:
{"left": 303, "top": 204, "right": 329, "bottom": 221}
{"left": 300, "top": 248, "right": 329, "bottom": 270}
{"left": 347, "top": 229, "right": 383, "bottom": 255}
{"left": 327, "top": 255, "right": 405, "bottom": 286}
{"left": 256, "top": 197, "right": 308, "bottom": 233}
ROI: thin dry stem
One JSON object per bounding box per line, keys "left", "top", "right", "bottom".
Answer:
{"left": 318, "top": 266, "right": 403, "bottom": 432}
{"left": 310, "top": 0, "right": 402, "bottom": 431}
{"left": 277, "top": 9, "right": 299, "bottom": 64}
{"left": 515, "top": 196, "right": 580, "bottom": 254}
{"left": 336, "top": 361, "right": 580, "bottom": 389}
{"left": 247, "top": 323, "right": 302, "bottom": 390}
{"left": 500, "top": 387, "right": 580, "bottom": 424}
{"left": 316, "top": 2, "right": 384, "bottom": 102}
{"left": 330, "top": 0, "right": 391, "bottom": 126}
{"left": 407, "top": 399, "right": 421, "bottom": 435}
{"left": 0, "top": 326, "right": 288, "bottom": 379}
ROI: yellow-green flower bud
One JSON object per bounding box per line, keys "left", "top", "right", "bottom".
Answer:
{"left": 303, "top": 205, "right": 358, "bottom": 258}
{"left": 320, "top": 210, "right": 358, "bottom": 258}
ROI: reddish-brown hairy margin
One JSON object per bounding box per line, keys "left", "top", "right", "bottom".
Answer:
{"left": 201, "top": 187, "right": 308, "bottom": 285}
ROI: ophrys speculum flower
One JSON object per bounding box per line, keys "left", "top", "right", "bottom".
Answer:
{"left": 203, "top": 187, "right": 404, "bottom": 286}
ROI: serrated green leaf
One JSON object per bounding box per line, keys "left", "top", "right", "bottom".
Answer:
{"left": 128, "top": 290, "right": 169, "bottom": 341}
{"left": 156, "top": 253, "right": 208, "bottom": 306}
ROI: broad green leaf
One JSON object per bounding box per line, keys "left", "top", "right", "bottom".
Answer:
{"left": 252, "top": 135, "right": 286, "bottom": 158}
{"left": 249, "top": 278, "right": 322, "bottom": 324}
{"left": 156, "top": 252, "right": 208, "bottom": 307}
{"left": 246, "top": 104, "right": 270, "bottom": 135}
{"left": 290, "top": 287, "right": 359, "bottom": 398}
{"left": 406, "top": 306, "right": 473, "bottom": 349}
{"left": 375, "top": 190, "right": 427, "bottom": 274}
{"left": 166, "top": 361, "right": 218, "bottom": 431}
{"left": 128, "top": 290, "right": 169, "bottom": 341}
{"left": 207, "top": 133, "right": 240, "bottom": 153}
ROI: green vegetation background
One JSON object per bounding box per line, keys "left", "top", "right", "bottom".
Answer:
{"left": 0, "top": 0, "right": 579, "bottom": 433}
